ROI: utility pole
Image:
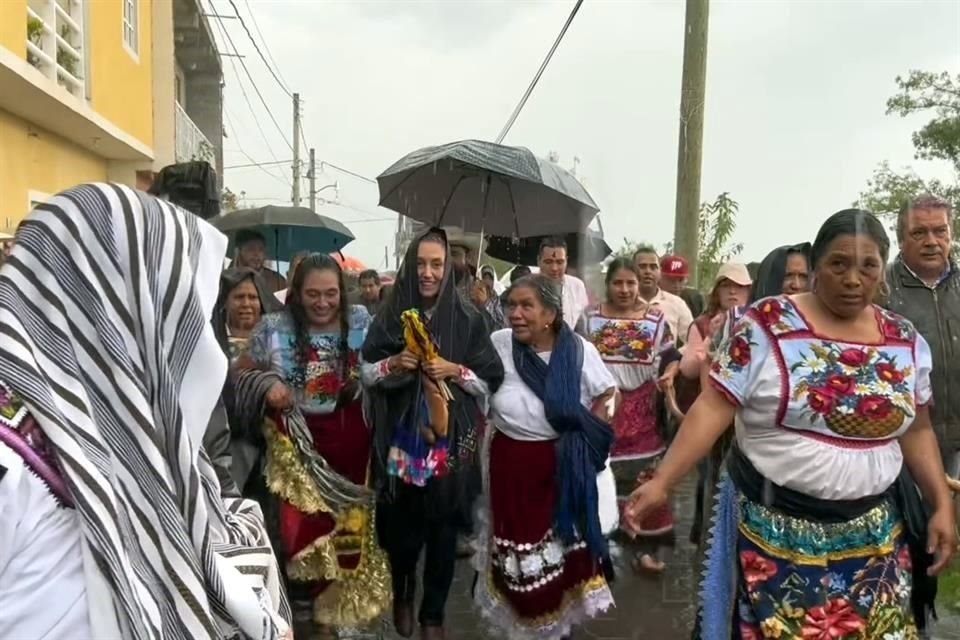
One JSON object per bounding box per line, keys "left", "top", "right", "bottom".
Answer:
{"left": 308, "top": 148, "right": 317, "bottom": 212}
{"left": 292, "top": 92, "right": 301, "bottom": 206}
{"left": 673, "top": 0, "right": 709, "bottom": 287}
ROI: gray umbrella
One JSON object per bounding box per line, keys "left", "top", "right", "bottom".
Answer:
{"left": 210, "top": 205, "right": 355, "bottom": 261}
{"left": 377, "top": 139, "right": 599, "bottom": 237}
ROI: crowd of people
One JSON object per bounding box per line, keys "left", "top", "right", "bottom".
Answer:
{"left": 1, "top": 183, "right": 958, "bottom": 640}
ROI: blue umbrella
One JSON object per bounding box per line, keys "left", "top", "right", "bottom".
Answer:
{"left": 211, "top": 205, "right": 355, "bottom": 261}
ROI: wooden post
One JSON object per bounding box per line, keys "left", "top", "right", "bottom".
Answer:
{"left": 673, "top": 0, "right": 710, "bottom": 287}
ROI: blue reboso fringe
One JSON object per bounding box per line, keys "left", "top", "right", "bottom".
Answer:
{"left": 698, "top": 473, "right": 740, "bottom": 639}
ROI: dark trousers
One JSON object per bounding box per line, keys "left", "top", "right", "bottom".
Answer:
{"left": 377, "top": 483, "right": 459, "bottom": 626}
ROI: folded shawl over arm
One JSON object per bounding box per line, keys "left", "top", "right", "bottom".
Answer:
{"left": 0, "top": 183, "right": 290, "bottom": 640}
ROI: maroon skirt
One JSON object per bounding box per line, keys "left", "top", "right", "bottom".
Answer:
{"left": 473, "top": 432, "right": 613, "bottom": 640}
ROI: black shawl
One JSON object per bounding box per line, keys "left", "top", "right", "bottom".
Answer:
{"left": 750, "top": 243, "right": 811, "bottom": 302}
{"left": 361, "top": 228, "right": 504, "bottom": 518}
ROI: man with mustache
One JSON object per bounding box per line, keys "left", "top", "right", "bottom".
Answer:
{"left": 883, "top": 194, "right": 959, "bottom": 638}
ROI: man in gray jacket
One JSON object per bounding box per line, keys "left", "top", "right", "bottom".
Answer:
{"left": 884, "top": 194, "right": 960, "bottom": 476}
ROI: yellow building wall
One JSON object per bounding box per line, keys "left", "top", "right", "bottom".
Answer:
{"left": 88, "top": 0, "right": 154, "bottom": 148}
{"left": 0, "top": 108, "right": 107, "bottom": 231}
{"left": 0, "top": 0, "right": 26, "bottom": 56}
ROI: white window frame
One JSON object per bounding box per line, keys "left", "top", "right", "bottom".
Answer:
{"left": 27, "top": 189, "right": 52, "bottom": 211}
{"left": 122, "top": 0, "right": 138, "bottom": 61}
{"left": 25, "top": 0, "right": 87, "bottom": 100}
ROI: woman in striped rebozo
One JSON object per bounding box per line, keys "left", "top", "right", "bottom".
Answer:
{"left": 0, "top": 183, "right": 291, "bottom": 640}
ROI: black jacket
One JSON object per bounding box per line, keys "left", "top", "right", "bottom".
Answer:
{"left": 885, "top": 256, "right": 960, "bottom": 456}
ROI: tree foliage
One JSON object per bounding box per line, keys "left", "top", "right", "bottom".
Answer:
{"left": 612, "top": 192, "right": 743, "bottom": 289}
{"left": 857, "top": 70, "right": 960, "bottom": 234}
{"left": 221, "top": 187, "right": 247, "bottom": 213}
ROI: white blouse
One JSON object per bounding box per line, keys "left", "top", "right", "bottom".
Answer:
{"left": 489, "top": 329, "right": 616, "bottom": 441}
{"left": 710, "top": 296, "right": 933, "bottom": 501}
{"left": 0, "top": 441, "right": 91, "bottom": 639}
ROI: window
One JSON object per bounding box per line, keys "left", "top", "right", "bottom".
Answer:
{"left": 25, "top": 0, "right": 87, "bottom": 100}
{"left": 122, "top": 0, "right": 138, "bottom": 58}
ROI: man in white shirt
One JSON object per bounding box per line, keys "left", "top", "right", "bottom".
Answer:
{"left": 538, "top": 237, "right": 590, "bottom": 329}
{"left": 633, "top": 245, "right": 694, "bottom": 344}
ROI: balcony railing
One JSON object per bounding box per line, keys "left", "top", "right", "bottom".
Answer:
{"left": 175, "top": 101, "right": 215, "bottom": 165}
{"left": 26, "top": 0, "right": 86, "bottom": 100}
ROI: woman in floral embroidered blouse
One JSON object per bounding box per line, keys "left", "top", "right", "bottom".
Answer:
{"left": 580, "top": 258, "right": 681, "bottom": 573}
{"left": 234, "top": 253, "right": 390, "bottom": 638}
{"left": 625, "top": 209, "right": 955, "bottom": 640}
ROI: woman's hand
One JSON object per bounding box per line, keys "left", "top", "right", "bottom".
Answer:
{"left": 389, "top": 349, "right": 419, "bottom": 373}
{"left": 622, "top": 476, "right": 669, "bottom": 537}
{"left": 926, "top": 505, "right": 958, "bottom": 576}
{"left": 422, "top": 357, "right": 460, "bottom": 381}
{"left": 591, "top": 389, "right": 617, "bottom": 422}
{"left": 265, "top": 382, "right": 293, "bottom": 410}
{"left": 657, "top": 361, "right": 680, "bottom": 393}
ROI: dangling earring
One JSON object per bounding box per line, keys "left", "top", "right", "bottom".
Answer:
{"left": 878, "top": 279, "right": 891, "bottom": 299}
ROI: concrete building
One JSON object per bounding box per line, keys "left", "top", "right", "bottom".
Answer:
{"left": 0, "top": 0, "right": 222, "bottom": 231}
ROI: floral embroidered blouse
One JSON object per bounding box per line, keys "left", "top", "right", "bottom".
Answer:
{"left": 581, "top": 305, "right": 675, "bottom": 392}
{"left": 247, "top": 306, "right": 371, "bottom": 415}
{"left": 710, "top": 296, "right": 933, "bottom": 501}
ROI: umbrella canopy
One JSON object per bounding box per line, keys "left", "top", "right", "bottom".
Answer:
{"left": 211, "top": 205, "right": 354, "bottom": 261}
{"left": 485, "top": 231, "right": 612, "bottom": 267}
{"left": 377, "top": 139, "right": 599, "bottom": 237}
{"left": 332, "top": 254, "right": 367, "bottom": 272}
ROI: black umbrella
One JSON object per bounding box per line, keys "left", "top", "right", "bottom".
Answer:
{"left": 210, "top": 205, "right": 355, "bottom": 261}
{"left": 485, "top": 231, "right": 612, "bottom": 267}
{"left": 377, "top": 139, "right": 599, "bottom": 237}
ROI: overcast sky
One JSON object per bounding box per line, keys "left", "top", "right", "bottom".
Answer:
{"left": 212, "top": 0, "right": 960, "bottom": 270}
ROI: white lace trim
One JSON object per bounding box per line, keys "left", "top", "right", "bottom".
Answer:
{"left": 471, "top": 445, "right": 615, "bottom": 640}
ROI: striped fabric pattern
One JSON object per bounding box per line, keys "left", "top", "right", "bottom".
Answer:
{"left": 0, "top": 184, "right": 289, "bottom": 639}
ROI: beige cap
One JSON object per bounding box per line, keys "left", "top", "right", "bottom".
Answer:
{"left": 714, "top": 262, "right": 752, "bottom": 287}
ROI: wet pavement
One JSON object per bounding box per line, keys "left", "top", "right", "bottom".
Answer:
{"left": 303, "top": 478, "right": 960, "bottom": 639}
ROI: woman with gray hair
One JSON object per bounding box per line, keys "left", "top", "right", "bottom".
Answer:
{"left": 473, "top": 274, "right": 618, "bottom": 640}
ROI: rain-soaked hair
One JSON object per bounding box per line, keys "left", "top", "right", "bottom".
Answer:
{"left": 509, "top": 273, "right": 565, "bottom": 333}
{"left": 605, "top": 257, "right": 641, "bottom": 286}
{"left": 810, "top": 209, "right": 890, "bottom": 269}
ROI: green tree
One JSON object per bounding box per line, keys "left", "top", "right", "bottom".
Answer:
{"left": 857, "top": 70, "right": 960, "bottom": 232}
{"left": 612, "top": 192, "right": 743, "bottom": 289}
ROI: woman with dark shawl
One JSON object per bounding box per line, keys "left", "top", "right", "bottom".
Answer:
{"left": 232, "top": 253, "right": 391, "bottom": 638}
{"left": 209, "top": 267, "right": 278, "bottom": 496}
{"left": 0, "top": 184, "right": 290, "bottom": 639}
{"left": 361, "top": 228, "right": 503, "bottom": 640}
{"left": 473, "top": 274, "right": 617, "bottom": 640}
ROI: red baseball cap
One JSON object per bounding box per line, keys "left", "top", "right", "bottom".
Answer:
{"left": 660, "top": 255, "right": 689, "bottom": 279}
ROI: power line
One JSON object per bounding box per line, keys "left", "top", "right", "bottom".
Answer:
{"left": 211, "top": 0, "right": 293, "bottom": 151}
{"left": 495, "top": 0, "right": 584, "bottom": 144}
{"left": 229, "top": 0, "right": 291, "bottom": 97}
{"left": 321, "top": 161, "right": 377, "bottom": 184}
{"left": 243, "top": 0, "right": 291, "bottom": 90}
{"left": 223, "top": 109, "right": 293, "bottom": 187}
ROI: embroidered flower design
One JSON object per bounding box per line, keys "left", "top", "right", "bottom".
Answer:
{"left": 876, "top": 362, "right": 905, "bottom": 384}
{"left": 807, "top": 387, "right": 838, "bottom": 415}
{"left": 729, "top": 334, "right": 752, "bottom": 367}
{"left": 740, "top": 550, "right": 778, "bottom": 589}
{"left": 825, "top": 374, "right": 856, "bottom": 395}
{"left": 838, "top": 348, "right": 869, "bottom": 368}
{"left": 897, "top": 545, "right": 912, "bottom": 571}
{"left": 801, "top": 598, "right": 866, "bottom": 639}
{"left": 855, "top": 395, "right": 894, "bottom": 420}
{"left": 589, "top": 319, "right": 657, "bottom": 361}
{"left": 760, "top": 617, "right": 785, "bottom": 638}
{"left": 756, "top": 297, "right": 784, "bottom": 326}
{"left": 737, "top": 622, "right": 762, "bottom": 640}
